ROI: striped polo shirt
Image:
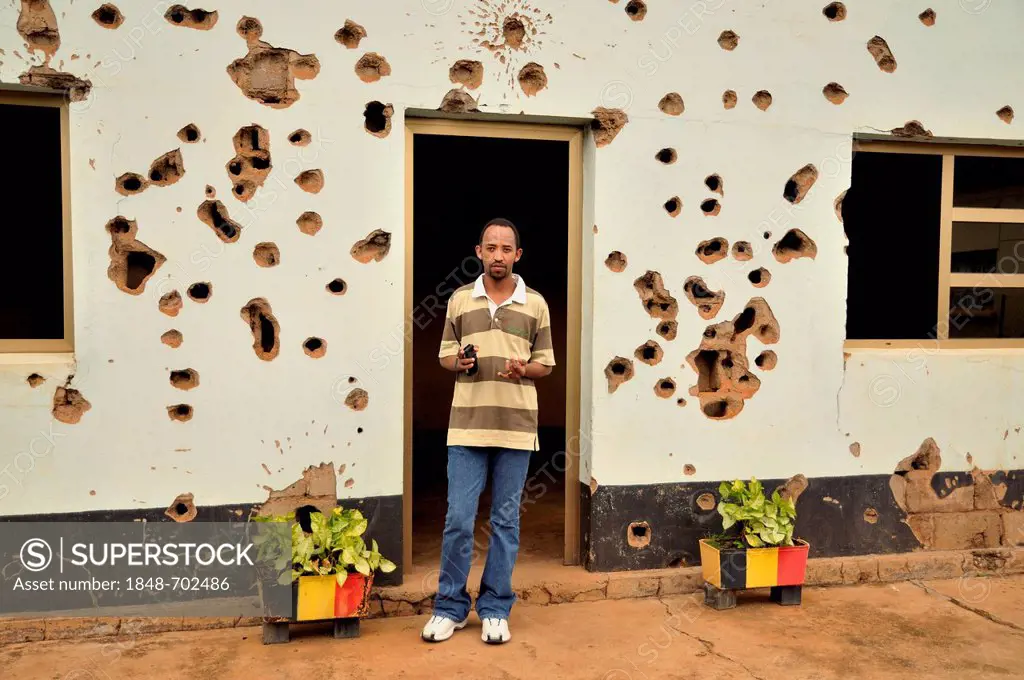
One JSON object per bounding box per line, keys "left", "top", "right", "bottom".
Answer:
{"left": 438, "top": 274, "right": 556, "bottom": 451}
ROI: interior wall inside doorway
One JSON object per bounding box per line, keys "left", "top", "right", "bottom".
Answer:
{"left": 411, "top": 131, "right": 570, "bottom": 562}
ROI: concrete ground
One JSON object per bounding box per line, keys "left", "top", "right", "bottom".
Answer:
{"left": 3, "top": 575, "right": 1023, "bottom": 680}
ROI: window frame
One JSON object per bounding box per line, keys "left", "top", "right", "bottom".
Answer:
{"left": 846, "top": 137, "right": 1024, "bottom": 350}
{"left": 0, "top": 88, "right": 74, "bottom": 353}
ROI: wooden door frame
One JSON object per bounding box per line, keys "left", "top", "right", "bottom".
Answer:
{"left": 403, "top": 116, "right": 585, "bottom": 574}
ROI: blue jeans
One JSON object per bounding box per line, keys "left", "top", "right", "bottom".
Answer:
{"left": 432, "top": 444, "right": 531, "bottom": 621}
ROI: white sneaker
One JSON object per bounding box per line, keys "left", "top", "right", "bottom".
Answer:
{"left": 481, "top": 617, "right": 511, "bottom": 644}
{"left": 421, "top": 614, "right": 467, "bottom": 642}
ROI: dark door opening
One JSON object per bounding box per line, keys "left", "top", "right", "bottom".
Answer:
{"left": 411, "top": 132, "right": 569, "bottom": 570}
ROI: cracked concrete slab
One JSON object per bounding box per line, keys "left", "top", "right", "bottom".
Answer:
{"left": 2, "top": 577, "right": 1023, "bottom": 678}
{"left": 916, "top": 576, "right": 1024, "bottom": 630}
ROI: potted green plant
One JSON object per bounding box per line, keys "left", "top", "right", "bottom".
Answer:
{"left": 698, "top": 477, "right": 809, "bottom": 609}
{"left": 252, "top": 506, "right": 396, "bottom": 643}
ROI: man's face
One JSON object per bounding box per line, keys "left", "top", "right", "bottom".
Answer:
{"left": 476, "top": 225, "right": 522, "bottom": 280}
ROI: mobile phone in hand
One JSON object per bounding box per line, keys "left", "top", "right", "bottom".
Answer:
{"left": 462, "top": 343, "right": 478, "bottom": 376}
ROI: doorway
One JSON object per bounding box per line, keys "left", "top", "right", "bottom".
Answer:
{"left": 403, "top": 117, "right": 583, "bottom": 576}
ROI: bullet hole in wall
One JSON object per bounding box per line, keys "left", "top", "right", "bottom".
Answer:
{"left": 696, "top": 237, "right": 729, "bottom": 264}
{"left": 159, "top": 290, "right": 182, "bottom": 317}
{"left": 164, "top": 5, "right": 218, "bottom": 30}
{"left": 147, "top": 149, "right": 185, "bottom": 187}
{"left": 335, "top": 19, "right": 367, "bottom": 49}
{"left": 755, "top": 350, "right": 777, "bottom": 370}
{"left": 105, "top": 217, "right": 166, "bottom": 295}
{"left": 253, "top": 242, "right": 281, "bottom": 267}
{"left": 303, "top": 337, "right": 327, "bottom": 358}
{"left": 605, "top": 251, "right": 627, "bottom": 272}
{"left": 863, "top": 507, "right": 879, "bottom": 524}
{"left": 187, "top": 282, "right": 211, "bottom": 302}
{"left": 867, "top": 36, "right": 897, "bottom": 73}
{"left": 345, "top": 388, "right": 369, "bottom": 411}
{"left": 850, "top": 442, "right": 861, "bottom": 457}
{"left": 705, "top": 174, "right": 723, "bottom": 195}
{"left": 351, "top": 229, "right": 392, "bottom": 263}
{"left": 696, "top": 493, "right": 716, "bottom": 511}
{"left": 449, "top": 59, "right": 484, "bottom": 89}
{"left": 823, "top": 2, "right": 846, "bottom": 21}
{"left": 115, "top": 172, "right": 147, "bottom": 196}
{"left": 654, "top": 377, "right": 676, "bottom": 398}
{"left": 165, "top": 493, "right": 197, "bottom": 522}
{"left": 748, "top": 267, "right": 771, "bottom": 288}
{"left": 773, "top": 228, "right": 817, "bottom": 263}
{"left": 364, "top": 101, "right": 393, "bottom": 137}
{"left": 731, "top": 241, "right": 752, "bottom": 261}
{"left": 295, "top": 169, "right": 324, "bottom": 194}
{"left": 288, "top": 129, "right": 312, "bottom": 146}
{"left": 227, "top": 16, "right": 320, "bottom": 108}
{"left": 197, "top": 200, "right": 243, "bottom": 243}
{"left": 627, "top": 521, "right": 651, "bottom": 548}
{"left": 657, "top": 320, "right": 678, "bottom": 341}
{"left": 590, "top": 107, "right": 628, "bottom": 147}
{"left": 19, "top": 67, "right": 92, "bottom": 102}
{"left": 684, "top": 464, "right": 696, "bottom": 475}
{"left": 658, "top": 92, "right": 684, "bottom": 116}
{"left": 783, "top": 164, "right": 818, "bottom": 204}
{"left": 91, "top": 4, "right": 124, "bottom": 29}
{"left": 684, "top": 276, "right": 725, "bottom": 320}
{"left": 656, "top": 148, "right": 677, "bottom": 164}
{"left": 170, "top": 368, "right": 199, "bottom": 390}
{"left": 161, "top": 329, "right": 183, "bottom": 347}
{"left": 177, "top": 123, "right": 201, "bottom": 143}
{"left": 633, "top": 270, "right": 678, "bottom": 320}
{"left": 167, "top": 404, "right": 193, "bottom": 422}
{"left": 27, "top": 373, "right": 45, "bottom": 388}
{"left": 440, "top": 88, "right": 479, "bottom": 113}
{"left": 327, "top": 278, "right": 347, "bottom": 295}
{"left": 919, "top": 8, "right": 936, "bottom": 25}
{"left": 297, "top": 211, "right": 322, "bottom": 235}
{"left": 664, "top": 196, "right": 681, "bottom": 217}
{"left": 604, "top": 356, "right": 635, "bottom": 393}
{"left": 890, "top": 120, "right": 932, "bottom": 138}
{"left": 717, "top": 30, "right": 739, "bottom": 51}
{"left": 18, "top": 0, "right": 60, "bottom": 62}
{"left": 997, "top": 106, "right": 1014, "bottom": 124}
{"left": 763, "top": 231, "right": 771, "bottom": 240}
{"left": 823, "top": 82, "right": 848, "bottom": 105}
{"left": 634, "top": 340, "right": 664, "bottom": 366}
{"left": 752, "top": 90, "right": 772, "bottom": 111}
{"left": 722, "top": 90, "right": 737, "bottom": 109}
{"left": 205, "top": 185, "right": 216, "bottom": 198}
{"left": 355, "top": 52, "right": 391, "bottom": 83}
{"left": 518, "top": 62, "right": 547, "bottom": 96}
{"left": 502, "top": 14, "right": 527, "bottom": 47}
{"left": 226, "top": 124, "right": 271, "bottom": 202}
{"left": 240, "top": 297, "right": 280, "bottom": 361}
{"left": 53, "top": 382, "right": 91, "bottom": 424}
{"left": 700, "top": 199, "right": 721, "bottom": 216}
{"left": 624, "top": 0, "right": 646, "bottom": 21}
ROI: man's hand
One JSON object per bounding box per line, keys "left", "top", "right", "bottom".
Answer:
{"left": 451, "top": 345, "right": 479, "bottom": 372}
{"left": 498, "top": 357, "right": 527, "bottom": 380}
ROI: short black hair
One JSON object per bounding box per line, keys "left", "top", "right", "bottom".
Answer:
{"left": 479, "top": 217, "right": 520, "bottom": 250}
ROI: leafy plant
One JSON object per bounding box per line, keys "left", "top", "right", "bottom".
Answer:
{"left": 252, "top": 506, "right": 396, "bottom": 587}
{"left": 715, "top": 477, "right": 797, "bottom": 548}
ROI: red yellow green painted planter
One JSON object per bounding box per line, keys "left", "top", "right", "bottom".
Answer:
{"left": 699, "top": 538, "right": 809, "bottom": 590}
{"left": 292, "top": 573, "right": 373, "bottom": 621}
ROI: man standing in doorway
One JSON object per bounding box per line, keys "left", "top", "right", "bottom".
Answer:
{"left": 421, "top": 217, "right": 556, "bottom": 645}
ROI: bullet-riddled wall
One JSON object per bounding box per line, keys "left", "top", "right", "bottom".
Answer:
{"left": 1, "top": 1, "right": 1023, "bottom": 577}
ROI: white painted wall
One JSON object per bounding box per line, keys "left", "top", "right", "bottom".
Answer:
{"left": 1, "top": 0, "right": 1022, "bottom": 516}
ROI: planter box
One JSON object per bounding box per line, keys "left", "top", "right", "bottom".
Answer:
{"left": 698, "top": 538, "right": 809, "bottom": 609}
{"left": 262, "top": 573, "right": 374, "bottom": 644}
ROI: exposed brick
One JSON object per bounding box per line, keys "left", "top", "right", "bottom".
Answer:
{"left": 235, "top": 617, "right": 262, "bottom": 628}
{"left": 0, "top": 618, "right": 45, "bottom": 645}
{"left": 119, "top": 617, "right": 184, "bottom": 636}
{"left": 519, "top": 585, "right": 551, "bottom": 605}
{"left": 658, "top": 568, "right": 703, "bottom": 596}
{"left": 906, "top": 514, "right": 934, "bottom": 546}
{"left": 930, "top": 511, "right": 1002, "bottom": 550}
{"left": 903, "top": 550, "right": 965, "bottom": 580}
{"left": 877, "top": 557, "right": 912, "bottom": 582}
{"left": 572, "top": 587, "right": 607, "bottom": 603}
{"left": 363, "top": 595, "right": 386, "bottom": 619}
{"left": 178, "top": 617, "right": 241, "bottom": 632}
{"left": 45, "top": 617, "right": 119, "bottom": 640}
{"left": 1004, "top": 547, "right": 1024, "bottom": 575}
{"left": 965, "top": 548, "right": 1011, "bottom": 575}
{"left": 381, "top": 599, "right": 416, "bottom": 617}
{"left": 904, "top": 470, "right": 973, "bottom": 513}
{"left": 806, "top": 557, "right": 844, "bottom": 585}
{"left": 547, "top": 581, "right": 606, "bottom": 604}
{"left": 607, "top": 576, "right": 660, "bottom": 600}
{"left": 1002, "top": 511, "right": 1024, "bottom": 546}
{"left": 974, "top": 472, "right": 1007, "bottom": 510}
{"left": 841, "top": 556, "right": 879, "bottom": 584}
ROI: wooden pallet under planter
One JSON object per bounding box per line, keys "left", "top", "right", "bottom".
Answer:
{"left": 262, "top": 572, "right": 374, "bottom": 644}
{"left": 698, "top": 538, "right": 810, "bottom": 610}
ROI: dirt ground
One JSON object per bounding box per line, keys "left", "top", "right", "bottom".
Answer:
{"left": 3, "top": 576, "right": 1023, "bottom": 680}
